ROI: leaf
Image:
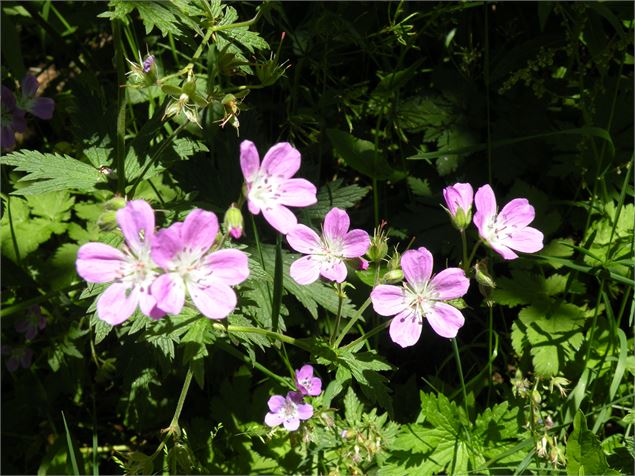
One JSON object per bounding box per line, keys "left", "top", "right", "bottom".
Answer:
{"left": 343, "top": 386, "right": 364, "bottom": 425}
{"left": 566, "top": 410, "right": 619, "bottom": 475}
{"left": 181, "top": 317, "right": 216, "bottom": 365}
{"left": 1, "top": 196, "right": 54, "bottom": 262}
{"left": 337, "top": 349, "right": 394, "bottom": 411}
{"left": 407, "top": 177, "right": 432, "bottom": 197}
{"left": 1, "top": 150, "right": 108, "bottom": 195}
{"left": 492, "top": 270, "right": 570, "bottom": 307}
{"left": 326, "top": 129, "right": 406, "bottom": 181}
{"left": 304, "top": 178, "right": 370, "bottom": 219}
{"left": 26, "top": 191, "right": 75, "bottom": 235}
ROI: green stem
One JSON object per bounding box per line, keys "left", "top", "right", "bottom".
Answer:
{"left": 452, "top": 338, "right": 470, "bottom": 418}
{"left": 213, "top": 323, "right": 312, "bottom": 352}
{"left": 113, "top": 20, "right": 127, "bottom": 195}
{"left": 466, "top": 240, "right": 482, "bottom": 270}
{"left": 333, "top": 297, "right": 373, "bottom": 348}
{"left": 1, "top": 282, "right": 84, "bottom": 318}
{"left": 460, "top": 230, "right": 469, "bottom": 273}
{"left": 271, "top": 234, "right": 283, "bottom": 332}
{"left": 169, "top": 366, "right": 193, "bottom": 431}
{"left": 487, "top": 305, "right": 494, "bottom": 406}
{"left": 330, "top": 283, "right": 345, "bottom": 345}
{"left": 217, "top": 341, "right": 293, "bottom": 389}
{"left": 342, "top": 319, "right": 390, "bottom": 351}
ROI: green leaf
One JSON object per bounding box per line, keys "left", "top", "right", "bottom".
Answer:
{"left": 337, "top": 349, "right": 393, "bottom": 411}
{"left": 181, "top": 317, "right": 216, "bottom": 365}
{"left": 304, "top": 178, "right": 370, "bottom": 219}
{"left": 1, "top": 196, "right": 54, "bottom": 262}
{"left": 492, "top": 270, "right": 571, "bottom": 307}
{"left": 566, "top": 410, "right": 618, "bottom": 475}
{"left": 343, "top": 386, "right": 364, "bottom": 425}
{"left": 326, "top": 129, "right": 406, "bottom": 181}
{"left": 1, "top": 150, "right": 107, "bottom": 195}
{"left": 407, "top": 177, "right": 432, "bottom": 197}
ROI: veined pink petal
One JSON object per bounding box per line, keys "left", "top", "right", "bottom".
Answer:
{"left": 430, "top": 268, "right": 470, "bottom": 300}
{"left": 443, "top": 183, "right": 473, "bottom": 215}
{"left": 389, "top": 309, "right": 422, "bottom": 348}
{"left": 247, "top": 198, "right": 261, "bottom": 215}
{"left": 240, "top": 140, "right": 260, "bottom": 182}
{"left": 426, "top": 302, "right": 465, "bottom": 338}
{"left": 188, "top": 280, "right": 237, "bottom": 319}
{"left": 320, "top": 260, "right": 347, "bottom": 283}
{"left": 323, "top": 208, "right": 350, "bottom": 241}
{"left": 181, "top": 208, "right": 218, "bottom": 256}
{"left": 265, "top": 412, "right": 284, "bottom": 427}
{"left": 267, "top": 395, "right": 286, "bottom": 412}
{"left": 138, "top": 288, "right": 165, "bottom": 320}
{"left": 283, "top": 418, "right": 300, "bottom": 431}
{"left": 490, "top": 241, "right": 518, "bottom": 260}
{"left": 117, "top": 200, "right": 155, "bottom": 255}
{"left": 261, "top": 142, "right": 301, "bottom": 179}
{"left": 401, "top": 248, "right": 433, "bottom": 287}
{"left": 296, "top": 364, "right": 314, "bottom": 381}
{"left": 151, "top": 225, "right": 183, "bottom": 269}
{"left": 504, "top": 227, "right": 544, "bottom": 253}
{"left": 151, "top": 273, "right": 185, "bottom": 315}
{"left": 96, "top": 283, "right": 139, "bottom": 325}
{"left": 29, "top": 97, "right": 54, "bottom": 120}
{"left": 262, "top": 205, "right": 298, "bottom": 234}
{"left": 341, "top": 229, "right": 370, "bottom": 258}
{"left": 279, "top": 178, "right": 317, "bottom": 207}
{"left": 371, "top": 285, "right": 406, "bottom": 316}
{"left": 498, "top": 198, "right": 535, "bottom": 229}
{"left": 76, "top": 243, "right": 126, "bottom": 283}
{"left": 474, "top": 185, "right": 497, "bottom": 236}
{"left": 204, "top": 249, "right": 249, "bottom": 285}
{"left": 21, "top": 75, "right": 39, "bottom": 97}
{"left": 287, "top": 225, "right": 322, "bottom": 254}
{"left": 296, "top": 403, "right": 314, "bottom": 420}
{"left": 290, "top": 255, "right": 321, "bottom": 285}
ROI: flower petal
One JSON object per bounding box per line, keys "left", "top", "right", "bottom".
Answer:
{"left": 504, "top": 226, "right": 544, "bottom": 253}
{"left": 240, "top": 140, "right": 260, "bottom": 182}
{"left": 323, "top": 208, "right": 349, "bottom": 242}
{"left": 489, "top": 241, "right": 518, "bottom": 260}
{"left": 247, "top": 198, "right": 260, "bottom": 215}
{"left": 430, "top": 268, "right": 470, "bottom": 300}
{"left": 261, "top": 142, "right": 301, "bottom": 179}
{"left": 283, "top": 418, "right": 300, "bottom": 431}
{"left": 96, "top": 283, "right": 139, "bottom": 325}
{"left": 21, "top": 75, "right": 39, "bottom": 97}
{"left": 117, "top": 200, "right": 155, "bottom": 255}
{"left": 181, "top": 209, "right": 219, "bottom": 256}
{"left": 401, "top": 248, "right": 433, "bottom": 287}
{"left": 473, "top": 184, "right": 497, "bottom": 236}
{"left": 389, "top": 309, "right": 422, "bottom": 348}
{"left": 1, "top": 126, "right": 16, "bottom": 150}
{"left": 151, "top": 224, "right": 183, "bottom": 268}
{"left": 76, "top": 242, "right": 126, "bottom": 283}
{"left": 296, "top": 403, "right": 314, "bottom": 420}
{"left": 320, "top": 260, "right": 347, "bottom": 283}
{"left": 498, "top": 198, "right": 535, "bottom": 229}
{"left": 267, "top": 395, "right": 286, "bottom": 412}
{"left": 443, "top": 183, "right": 473, "bottom": 215}
{"left": 370, "top": 285, "right": 406, "bottom": 316}
{"left": 204, "top": 249, "right": 249, "bottom": 285}
{"left": 341, "top": 229, "right": 370, "bottom": 258}
{"left": 426, "top": 302, "right": 465, "bottom": 338}
{"left": 279, "top": 178, "right": 317, "bottom": 207}
{"left": 151, "top": 273, "right": 185, "bottom": 315}
{"left": 287, "top": 225, "right": 322, "bottom": 254}
{"left": 296, "top": 364, "right": 313, "bottom": 381}
{"left": 28, "top": 97, "right": 54, "bottom": 120}
{"left": 265, "top": 412, "right": 284, "bottom": 427}
{"left": 262, "top": 205, "right": 298, "bottom": 234}
{"left": 138, "top": 287, "right": 165, "bottom": 320}
{"left": 290, "top": 255, "right": 321, "bottom": 285}
{"left": 188, "top": 280, "right": 237, "bottom": 319}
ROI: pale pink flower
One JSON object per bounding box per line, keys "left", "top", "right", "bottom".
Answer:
{"left": 150, "top": 209, "right": 249, "bottom": 319}
{"left": 264, "top": 391, "right": 313, "bottom": 431}
{"left": 473, "top": 185, "right": 544, "bottom": 260}
{"left": 370, "top": 247, "right": 469, "bottom": 348}
{"left": 287, "top": 208, "right": 370, "bottom": 285}
{"left": 295, "top": 364, "right": 322, "bottom": 396}
{"left": 443, "top": 183, "right": 473, "bottom": 230}
{"left": 240, "top": 140, "right": 317, "bottom": 234}
{"left": 76, "top": 200, "right": 164, "bottom": 325}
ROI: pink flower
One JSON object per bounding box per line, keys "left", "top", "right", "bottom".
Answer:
{"left": 295, "top": 364, "right": 322, "bottom": 396}
{"left": 264, "top": 391, "right": 313, "bottom": 431}
{"left": 19, "top": 75, "right": 55, "bottom": 120}
{"left": 240, "top": 140, "right": 317, "bottom": 234}
{"left": 370, "top": 247, "right": 469, "bottom": 348}
{"left": 473, "top": 185, "right": 544, "bottom": 260}
{"left": 76, "top": 200, "right": 164, "bottom": 325}
{"left": 150, "top": 209, "right": 249, "bottom": 319}
{"left": 1, "top": 85, "right": 26, "bottom": 150}
{"left": 286, "top": 208, "right": 370, "bottom": 285}
{"left": 2, "top": 345, "right": 33, "bottom": 372}
{"left": 443, "top": 183, "right": 473, "bottom": 230}
{"left": 15, "top": 305, "right": 46, "bottom": 340}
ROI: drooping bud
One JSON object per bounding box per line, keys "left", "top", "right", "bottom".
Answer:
{"left": 367, "top": 221, "right": 388, "bottom": 262}
{"left": 98, "top": 196, "right": 128, "bottom": 231}
{"left": 383, "top": 269, "right": 404, "bottom": 283}
{"left": 442, "top": 183, "right": 473, "bottom": 231}
{"left": 223, "top": 204, "right": 244, "bottom": 239}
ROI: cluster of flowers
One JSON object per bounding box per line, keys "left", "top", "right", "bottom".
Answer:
{"left": 2, "top": 305, "right": 47, "bottom": 372}
{"left": 265, "top": 364, "right": 322, "bottom": 431}
{"left": 1, "top": 74, "right": 55, "bottom": 150}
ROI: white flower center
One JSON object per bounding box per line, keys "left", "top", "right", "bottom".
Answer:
{"left": 314, "top": 236, "right": 345, "bottom": 267}
{"left": 404, "top": 281, "right": 439, "bottom": 320}
{"left": 248, "top": 173, "right": 284, "bottom": 210}
{"left": 119, "top": 245, "right": 158, "bottom": 291}
{"left": 281, "top": 398, "right": 298, "bottom": 420}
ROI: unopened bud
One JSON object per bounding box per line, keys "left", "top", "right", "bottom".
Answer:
{"left": 474, "top": 259, "right": 496, "bottom": 289}
{"left": 367, "top": 221, "right": 388, "bottom": 262}
{"left": 387, "top": 249, "right": 401, "bottom": 271}
{"left": 531, "top": 389, "right": 542, "bottom": 405}
{"left": 104, "top": 196, "right": 127, "bottom": 211}
{"left": 357, "top": 257, "right": 369, "bottom": 271}
{"left": 383, "top": 269, "right": 404, "bottom": 283}
{"left": 223, "top": 204, "right": 244, "bottom": 239}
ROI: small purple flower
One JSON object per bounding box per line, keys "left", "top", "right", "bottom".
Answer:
{"left": 150, "top": 209, "right": 250, "bottom": 319}
{"left": 264, "top": 391, "right": 314, "bottom": 431}
{"left": 15, "top": 306, "right": 46, "bottom": 340}
{"left": 295, "top": 364, "right": 322, "bottom": 396}
{"left": 1, "top": 85, "right": 27, "bottom": 150}
{"left": 286, "top": 208, "right": 371, "bottom": 285}
{"left": 19, "top": 75, "right": 54, "bottom": 120}
{"left": 370, "top": 247, "right": 470, "bottom": 348}
{"left": 240, "top": 140, "right": 317, "bottom": 234}
{"left": 2, "top": 345, "right": 33, "bottom": 372}
{"left": 142, "top": 55, "right": 156, "bottom": 73}
{"left": 443, "top": 183, "right": 473, "bottom": 230}
{"left": 76, "top": 200, "right": 165, "bottom": 325}
{"left": 473, "top": 185, "right": 544, "bottom": 260}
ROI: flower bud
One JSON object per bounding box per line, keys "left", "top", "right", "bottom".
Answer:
{"left": 223, "top": 204, "right": 244, "bottom": 239}
{"left": 387, "top": 249, "right": 401, "bottom": 271}
{"left": 474, "top": 259, "right": 496, "bottom": 289}
{"left": 442, "top": 183, "right": 473, "bottom": 231}
{"left": 383, "top": 269, "right": 404, "bottom": 283}
{"left": 367, "top": 221, "right": 388, "bottom": 262}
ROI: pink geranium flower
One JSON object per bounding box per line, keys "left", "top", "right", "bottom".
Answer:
{"left": 76, "top": 200, "right": 164, "bottom": 325}
{"left": 19, "top": 75, "right": 54, "bottom": 120}
{"left": 370, "top": 247, "right": 469, "bottom": 348}
{"left": 240, "top": 140, "right": 317, "bottom": 234}
{"left": 295, "top": 364, "right": 322, "bottom": 396}
{"left": 286, "top": 207, "right": 370, "bottom": 285}
{"left": 443, "top": 182, "right": 473, "bottom": 230}
{"left": 150, "top": 209, "right": 249, "bottom": 319}
{"left": 473, "top": 185, "right": 544, "bottom": 260}
{"left": 264, "top": 391, "right": 313, "bottom": 431}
